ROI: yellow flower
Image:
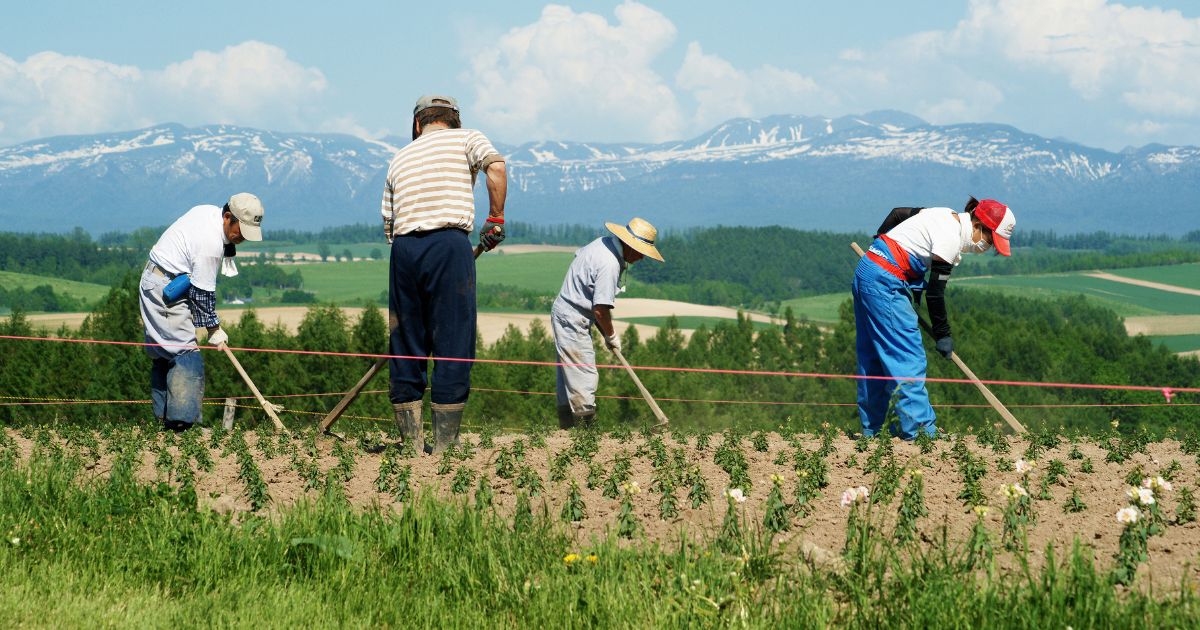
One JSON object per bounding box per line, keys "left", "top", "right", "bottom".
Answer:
{"left": 770, "top": 473, "right": 785, "bottom": 484}
{"left": 908, "top": 469, "right": 923, "bottom": 478}
{"left": 585, "top": 554, "right": 598, "bottom": 564}
{"left": 563, "top": 553, "right": 580, "bottom": 565}
{"left": 972, "top": 505, "right": 990, "bottom": 518}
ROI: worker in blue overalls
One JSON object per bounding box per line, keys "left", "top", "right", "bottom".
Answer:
{"left": 852, "top": 197, "right": 1016, "bottom": 439}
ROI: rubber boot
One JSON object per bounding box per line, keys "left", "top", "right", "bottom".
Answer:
{"left": 557, "top": 405, "right": 576, "bottom": 430}
{"left": 572, "top": 410, "right": 596, "bottom": 430}
{"left": 431, "top": 402, "right": 465, "bottom": 454}
{"left": 393, "top": 400, "right": 424, "bottom": 454}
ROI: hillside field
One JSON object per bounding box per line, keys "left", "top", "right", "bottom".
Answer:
{"left": 0, "top": 270, "right": 112, "bottom": 307}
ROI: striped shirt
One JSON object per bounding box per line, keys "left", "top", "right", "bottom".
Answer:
{"left": 381, "top": 128, "right": 503, "bottom": 237}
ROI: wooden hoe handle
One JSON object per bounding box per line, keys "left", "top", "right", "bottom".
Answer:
{"left": 220, "top": 344, "right": 286, "bottom": 431}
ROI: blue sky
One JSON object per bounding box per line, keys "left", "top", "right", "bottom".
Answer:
{"left": 2, "top": 0, "right": 1198, "bottom": 149}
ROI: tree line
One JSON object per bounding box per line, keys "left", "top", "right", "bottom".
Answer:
{"left": 1, "top": 275, "right": 1195, "bottom": 435}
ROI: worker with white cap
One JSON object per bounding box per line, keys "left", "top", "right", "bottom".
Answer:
{"left": 138, "top": 193, "right": 265, "bottom": 432}
{"left": 853, "top": 197, "right": 1015, "bottom": 440}
{"left": 551, "top": 217, "right": 664, "bottom": 428}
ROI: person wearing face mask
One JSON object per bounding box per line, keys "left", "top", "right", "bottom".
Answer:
{"left": 851, "top": 197, "right": 1016, "bottom": 440}
{"left": 138, "top": 193, "right": 265, "bottom": 432}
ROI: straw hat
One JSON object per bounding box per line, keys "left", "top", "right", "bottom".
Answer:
{"left": 605, "top": 217, "right": 663, "bottom": 262}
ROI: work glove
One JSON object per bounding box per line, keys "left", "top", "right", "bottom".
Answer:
{"left": 935, "top": 336, "right": 953, "bottom": 359}
{"left": 603, "top": 333, "right": 621, "bottom": 353}
{"left": 209, "top": 328, "right": 229, "bottom": 348}
{"left": 479, "top": 217, "right": 505, "bottom": 251}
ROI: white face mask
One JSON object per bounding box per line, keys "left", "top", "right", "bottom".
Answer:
{"left": 960, "top": 222, "right": 991, "bottom": 254}
{"left": 962, "top": 237, "right": 991, "bottom": 254}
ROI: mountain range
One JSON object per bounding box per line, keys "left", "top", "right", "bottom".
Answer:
{"left": 0, "top": 111, "right": 1196, "bottom": 235}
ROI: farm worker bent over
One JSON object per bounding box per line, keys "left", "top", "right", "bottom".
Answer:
{"left": 852, "top": 197, "right": 1016, "bottom": 440}
{"left": 138, "top": 193, "right": 265, "bottom": 432}
{"left": 552, "top": 218, "right": 664, "bottom": 429}
{"left": 381, "top": 95, "right": 507, "bottom": 454}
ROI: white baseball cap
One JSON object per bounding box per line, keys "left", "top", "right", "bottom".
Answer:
{"left": 226, "top": 193, "right": 264, "bottom": 241}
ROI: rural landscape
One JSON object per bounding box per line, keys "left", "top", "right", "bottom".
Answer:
{"left": 4, "top": 0, "right": 1200, "bottom": 627}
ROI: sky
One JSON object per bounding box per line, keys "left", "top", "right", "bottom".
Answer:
{"left": 2, "top": 0, "right": 1199, "bottom": 150}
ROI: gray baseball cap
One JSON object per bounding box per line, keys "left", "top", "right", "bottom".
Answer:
{"left": 227, "top": 192, "right": 264, "bottom": 241}
{"left": 413, "top": 95, "right": 459, "bottom": 115}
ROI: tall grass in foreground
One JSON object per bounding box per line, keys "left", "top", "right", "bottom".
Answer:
{"left": 0, "top": 457, "right": 1196, "bottom": 628}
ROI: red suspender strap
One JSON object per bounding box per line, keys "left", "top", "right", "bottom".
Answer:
{"left": 866, "top": 234, "right": 918, "bottom": 282}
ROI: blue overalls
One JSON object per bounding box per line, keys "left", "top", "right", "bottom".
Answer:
{"left": 851, "top": 237, "right": 937, "bottom": 439}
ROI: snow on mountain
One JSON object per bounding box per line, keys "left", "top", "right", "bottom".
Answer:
{"left": 0, "top": 114, "right": 1195, "bottom": 234}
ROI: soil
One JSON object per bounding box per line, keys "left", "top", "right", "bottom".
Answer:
{"left": 9, "top": 429, "right": 1200, "bottom": 592}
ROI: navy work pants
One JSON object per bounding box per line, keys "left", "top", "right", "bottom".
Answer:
{"left": 388, "top": 228, "right": 477, "bottom": 405}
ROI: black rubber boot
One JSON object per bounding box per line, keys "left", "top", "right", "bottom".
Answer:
{"left": 557, "top": 405, "right": 576, "bottom": 430}
{"left": 572, "top": 410, "right": 596, "bottom": 429}
{"left": 431, "top": 402, "right": 464, "bottom": 454}
{"left": 393, "top": 401, "right": 424, "bottom": 454}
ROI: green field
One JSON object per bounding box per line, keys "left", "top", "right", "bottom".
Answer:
{"left": 955, "top": 273, "right": 1200, "bottom": 316}
{"left": 0, "top": 271, "right": 112, "bottom": 306}
{"left": 281, "top": 252, "right": 575, "bottom": 304}
{"left": 779, "top": 293, "right": 850, "bottom": 324}
{"left": 1149, "top": 334, "right": 1200, "bottom": 353}
{"left": 239, "top": 242, "right": 385, "bottom": 259}
{"left": 1107, "top": 262, "right": 1200, "bottom": 291}
{"left": 617, "top": 315, "right": 778, "bottom": 331}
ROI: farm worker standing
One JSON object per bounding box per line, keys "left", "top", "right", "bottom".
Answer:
{"left": 381, "top": 95, "right": 507, "bottom": 454}
{"left": 138, "top": 193, "right": 265, "bottom": 432}
{"left": 852, "top": 197, "right": 1016, "bottom": 440}
{"left": 552, "top": 218, "right": 664, "bottom": 428}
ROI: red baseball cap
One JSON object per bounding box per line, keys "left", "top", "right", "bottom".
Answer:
{"left": 975, "top": 199, "right": 1015, "bottom": 256}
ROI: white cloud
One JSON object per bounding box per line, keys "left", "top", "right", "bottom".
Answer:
{"left": 0, "top": 41, "right": 328, "bottom": 145}
{"left": 676, "top": 43, "right": 830, "bottom": 127}
{"left": 469, "top": 2, "right": 684, "bottom": 142}
{"left": 838, "top": 48, "right": 866, "bottom": 62}
{"left": 950, "top": 0, "right": 1200, "bottom": 115}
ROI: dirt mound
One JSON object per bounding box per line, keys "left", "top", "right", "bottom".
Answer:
{"left": 9, "top": 429, "right": 1199, "bottom": 591}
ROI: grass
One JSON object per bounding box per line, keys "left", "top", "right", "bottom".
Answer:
{"left": 3, "top": 444, "right": 1199, "bottom": 628}
{"left": 238, "top": 242, "right": 385, "bottom": 259}
{"left": 955, "top": 273, "right": 1200, "bottom": 316}
{"left": 617, "top": 315, "right": 778, "bottom": 331}
{"left": 253, "top": 253, "right": 575, "bottom": 306}
{"left": 1107, "top": 263, "right": 1200, "bottom": 292}
{"left": 1149, "top": 334, "right": 1200, "bottom": 353}
{"left": 0, "top": 270, "right": 112, "bottom": 306}
{"left": 779, "top": 293, "right": 850, "bottom": 324}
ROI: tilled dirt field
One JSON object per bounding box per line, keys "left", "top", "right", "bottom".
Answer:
{"left": 9, "top": 428, "right": 1200, "bottom": 591}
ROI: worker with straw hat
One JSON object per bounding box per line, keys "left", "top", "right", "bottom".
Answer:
{"left": 551, "top": 217, "right": 664, "bottom": 429}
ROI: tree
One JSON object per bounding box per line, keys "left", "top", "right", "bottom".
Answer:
{"left": 318, "top": 243, "right": 331, "bottom": 262}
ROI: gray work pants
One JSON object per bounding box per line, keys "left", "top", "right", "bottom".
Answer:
{"left": 551, "top": 298, "right": 598, "bottom": 414}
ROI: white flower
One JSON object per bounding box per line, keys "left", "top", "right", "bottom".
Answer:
{"left": 1015, "top": 459, "right": 1034, "bottom": 474}
{"left": 1116, "top": 506, "right": 1140, "bottom": 525}
{"left": 8, "top": 537, "right": 18, "bottom": 546}
{"left": 1126, "top": 486, "right": 1155, "bottom": 506}
{"left": 840, "top": 486, "right": 870, "bottom": 507}
{"left": 1142, "top": 476, "right": 1172, "bottom": 492}
{"left": 724, "top": 488, "right": 746, "bottom": 504}
{"left": 1000, "top": 483, "right": 1028, "bottom": 499}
